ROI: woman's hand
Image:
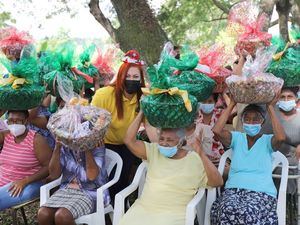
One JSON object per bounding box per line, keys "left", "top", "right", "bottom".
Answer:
{"left": 191, "top": 129, "right": 204, "bottom": 155}
{"left": 296, "top": 145, "right": 300, "bottom": 161}
{"left": 9, "top": 178, "right": 29, "bottom": 197}
{"left": 267, "top": 91, "right": 280, "bottom": 108}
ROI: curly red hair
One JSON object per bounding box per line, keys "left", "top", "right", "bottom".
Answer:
{"left": 111, "top": 63, "right": 145, "bottom": 119}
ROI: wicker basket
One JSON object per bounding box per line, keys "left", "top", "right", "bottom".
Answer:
{"left": 48, "top": 105, "right": 111, "bottom": 151}
{"left": 226, "top": 73, "right": 283, "bottom": 104}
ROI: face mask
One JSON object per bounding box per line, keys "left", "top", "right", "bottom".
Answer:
{"left": 158, "top": 144, "right": 178, "bottom": 158}
{"left": 243, "top": 123, "right": 261, "bottom": 137}
{"left": 278, "top": 100, "right": 296, "bottom": 112}
{"left": 199, "top": 103, "right": 215, "bottom": 114}
{"left": 8, "top": 124, "right": 26, "bottom": 137}
{"left": 124, "top": 80, "right": 141, "bottom": 94}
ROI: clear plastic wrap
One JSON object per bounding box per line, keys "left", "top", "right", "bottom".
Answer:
{"left": 0, "top": 27, "right": 33, "bottom": 60}
{"left": 196, "top": 44, "right": 232, "bottom": 93}
{"left": 226, "top": 46, "right": 284, "bottom": 104}
{"left": 228, "top": 0, "right": 272, "bottom": 56}
{"left": 47, "top": 76, "right": 111, "bottom": 151}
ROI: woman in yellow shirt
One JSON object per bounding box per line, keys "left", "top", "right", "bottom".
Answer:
{"left": 91, "top": 50, "right": 146, "bottom": 199}
{"left": 120, "top": 111, "right": 223, "bottom": 225}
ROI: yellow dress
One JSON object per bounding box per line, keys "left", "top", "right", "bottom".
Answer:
{"left": 118, "top": 142, "right": 208, "bottom": 225}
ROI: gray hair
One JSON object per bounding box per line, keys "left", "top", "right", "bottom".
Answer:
{"left": 157, "top": 128, "right": 186, "bottom": 138}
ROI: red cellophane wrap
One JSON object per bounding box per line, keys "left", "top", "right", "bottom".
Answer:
{"left": 0, "top": 27, "right": 33, "bottom": 59}
{"left": 195, "top": 44, "right": 232, "bottom": 93}
{"left": 228, "top": 0, "right": 272, "bottom": 56}
{"left": 93, "top": 48, "right": 117, "bottom": 86}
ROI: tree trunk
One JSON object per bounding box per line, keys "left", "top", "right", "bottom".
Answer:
{"left": 259, "top": 0, "right": 276, "bottom": 31}
{"left": 276, "top": 0, "right": 291, "bottom": 41}
{"left": 290, "top": 0, "right": 300, "bottom": 26}
{"left": 89, "top": 0, "right": 168, "bottom": 65}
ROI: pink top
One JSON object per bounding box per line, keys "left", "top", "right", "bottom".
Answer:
{"left": 0, "top": 130, "right": 41, "bottom": 186}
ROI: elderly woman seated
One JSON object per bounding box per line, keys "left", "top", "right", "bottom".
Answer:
{"left": 118, "top": 111, "right": 223, "bottom": 225}
{"left": 0, "top": 110, "right": 52, "bottom": 210}
{"left": 210, "top": 95, "right": 286, "bottom": 225}
{"left": 37, "top": 140, "right": 110, "bottom": 225}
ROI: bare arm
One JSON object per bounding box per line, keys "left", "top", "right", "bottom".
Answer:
{"left": 28, "top": 107, "right": 49, "bottom": 130}
{"left": 124, "top": 111, "right": 147, "bottom": 160}
{"left": 267, "top": 98, "right": 286, "bottom": 149}
{"left": 49, "top": 141, "right": 63, "bottom": 180}
{"left": 85, "top": 150, "right": 100, "bottom": 181}
{"left": 30, "top": 134, "right": 52, "bottom": 183}
{"left": 212, "top": 98, "right": 236, "bottom": 148}
{"left": 192, "top": 132, "right": 223, "bottom": 187}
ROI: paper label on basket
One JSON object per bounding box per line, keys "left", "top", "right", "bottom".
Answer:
{"left": 0, "top": 119, "right": 8, "bottom": 132}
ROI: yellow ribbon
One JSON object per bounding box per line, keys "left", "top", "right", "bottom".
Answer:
{"left": 273, "top": 42, "right": 291, "bottom": 61}
{"left": 142, "top": 87, "right": 192, "bottom": 112}
{"left": 0, "top": 74, "right": 27, "bottom": 89}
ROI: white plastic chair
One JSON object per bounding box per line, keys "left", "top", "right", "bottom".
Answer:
{"left": 113, "top": 161, "right": 206, "bottom": 225}
{"left": 40, "top": 149, "right": 123, "bottom": 225}
{"left": 204, "top": 149, "right": 289, "bottom": 225}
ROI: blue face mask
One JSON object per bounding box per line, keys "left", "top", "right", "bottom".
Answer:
{"left": 243, "top": 123, "right": 262, "bottom": 137}
{"left": 199, "top": 103, "right": 215, "bottom": 114}
{"left": 278, "top": 100, "right": 296, "bottom": 112}
{"left": 158, "top": 145, "right": 178, "bottom": 158}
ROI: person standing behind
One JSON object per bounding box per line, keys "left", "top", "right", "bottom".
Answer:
{"left": 262, "top": 87, "right": 300, "bottom": 194}
{"left": 91, "top": 50, "right": 145, "bottom": 199}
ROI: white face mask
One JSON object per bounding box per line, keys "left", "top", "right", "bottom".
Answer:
{"left": 8, "top": 124, "right": 26, "bottom": 137}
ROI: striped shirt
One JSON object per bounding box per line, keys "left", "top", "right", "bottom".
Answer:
{"left": 0, "top": 130, "right": 41, "bottom": 186}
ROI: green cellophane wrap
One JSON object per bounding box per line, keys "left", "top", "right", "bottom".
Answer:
{"left": 267, "top": 35, "right": 300, "bottom": 87}
{"left": 78, "top": 44, "right": 99, "bottom": 89}
{"left": 77, "top": 65, "right": 98, "bottom": 89}
{"left": 170, "top": 70, "right": 216, "bottom": 102}
{"left": 0, "top": 54, "right": 45, "bottom": 110}
{"left": 141, "top": 66, "right": 198, "bottom": 128}
{"left": 159, "top": 44, "right": 199, "bottom": 73}
{"left": 43, "top": 69, "right": 84, "bottom": 96}
{"left": 41, "top": 42, "right": 84, "bottom": 95}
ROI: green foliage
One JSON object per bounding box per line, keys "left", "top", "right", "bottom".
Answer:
{"left": 158, "top": 0, "right": 237, "bottom": 46}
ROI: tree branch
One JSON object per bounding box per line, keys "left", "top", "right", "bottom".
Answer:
{"left": 211, "top": 0, "right": 230, "bottom": 14}
{"left": 200, "top": 16, "right": 228, "bottom": 22}
{"left": 270, "top": 16, "right": 293, "bottom": 27}
{"left": 88, "top": 0, "right": 117, "bottom": 41}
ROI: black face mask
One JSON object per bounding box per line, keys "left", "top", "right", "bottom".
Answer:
{"left": 124, "top": 80, "right": 141, "bottom": 94}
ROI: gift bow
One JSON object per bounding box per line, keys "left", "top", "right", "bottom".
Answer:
{"left": 240, "top": 22, "right": 272, "bottom": 45}
{"left": 142, "top": 87, "right": 192, "bottom": 112}
{"left": 0, "top": 74, "right": 27, "bottom": 89}
{"left": 273, "top": 42, "right": 291, "bottom": 61}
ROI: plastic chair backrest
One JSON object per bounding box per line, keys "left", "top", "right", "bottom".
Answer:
{"left": 204, "top": 149, "right": 288, "bottom": 225}
{"left": 106, "top": 149, "right": 123, "bottom": 177}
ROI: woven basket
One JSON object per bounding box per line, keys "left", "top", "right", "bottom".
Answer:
{"left": 0, "top": 85, "right": 45, "bottom": 110}
{"left": 226, "top": 74, "right": 284, "bottom": 104}
{"left": 141, "top": 93, "right": 198, "bottom": 128}
{"left": 47, "top": 105, "right": 111, "bottom": 152}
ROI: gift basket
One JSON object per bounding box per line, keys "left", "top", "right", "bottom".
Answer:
{"left": 226, "top": 46, "right": 283, "bottom": 104}
{"left": 0, "top": 51, "right": 45, "bottom": 110}
{"left": 0, "top": 27, "right": 33, "bottom": 60}
{"left": 47, "top": 75, "right": 111, "bottom": 151}
{"left": 94, "top": 47, "right": 118, "bottom": 86}
{"left": 159, "top": 42, "right": 199, "bottom": 74}
{"left": 267, "top": 28, "right": 300, "bottom": 87}
{"left": 77, "top": 44, "right": 99, "bottom": 89}
{"left": 195, "top": 44, "right": 232, "bottom": 93}
{"left": 141, "top": 65, "right": 198, "bottom": 128}
{"left": 41, "top": 42, "right": 85, "bottom": 95}
{"left": 228, "top": 0, "right": 272, "bottom": 56}
{"left": 169, "top": 70, "right": 215, "bottom": 101}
